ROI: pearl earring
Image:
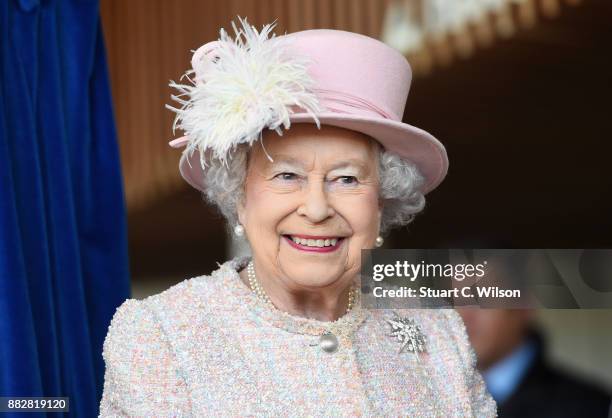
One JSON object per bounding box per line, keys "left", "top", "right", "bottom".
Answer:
{"left": 375, "top": 236, "right": 384, "bottom": 247}
{"left": 234, "top": 224, "right": 245, "bottom": 237}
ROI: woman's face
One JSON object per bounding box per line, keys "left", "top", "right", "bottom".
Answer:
{"left": 237, "top": 124, "right": 381, "bottom": 292}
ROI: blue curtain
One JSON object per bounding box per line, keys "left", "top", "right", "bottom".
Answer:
{"left": 0, "top": 0, "right": 130, "bottom": 416}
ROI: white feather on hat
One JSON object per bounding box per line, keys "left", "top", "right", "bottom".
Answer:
{"left": 166, "top": 16, "right": 324, "bottom": 169}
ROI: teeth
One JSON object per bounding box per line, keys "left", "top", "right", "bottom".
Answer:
{"left": 289, "top": 236, "right": 341, "bottom": 247}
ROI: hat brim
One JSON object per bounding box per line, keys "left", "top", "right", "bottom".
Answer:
{"left": 173, "top": 112, "right": 448, "bottom": 195}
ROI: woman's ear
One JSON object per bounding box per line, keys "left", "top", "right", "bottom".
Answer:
{"left": 237, "top": 197, "right": 246, "bottom": 226}
{"left": 237, "top": 149, "right": 251, "bottom": 227}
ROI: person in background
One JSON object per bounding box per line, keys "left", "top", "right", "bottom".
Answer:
{"left": 458, "top": 308, "right": 611, "bottom": 418}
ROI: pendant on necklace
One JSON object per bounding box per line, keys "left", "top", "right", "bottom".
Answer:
{"left": 319, "top": 331, "right": 339, "bottom": 353}
{"left": 385, "top": 312, "right": 427, "bottom": 355}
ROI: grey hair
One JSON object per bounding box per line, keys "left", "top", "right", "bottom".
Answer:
{"left": 201, "top": 140, "right": 426, "bottom": 236}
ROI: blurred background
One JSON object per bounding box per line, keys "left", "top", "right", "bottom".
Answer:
{"left": 99, "top": 0, "right": 612, "bottom": 411}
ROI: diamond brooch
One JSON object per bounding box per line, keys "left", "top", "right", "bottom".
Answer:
{"left": 385, "top": 312, "right": 427, "bottom": 355}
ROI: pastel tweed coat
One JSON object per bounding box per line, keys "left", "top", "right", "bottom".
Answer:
{"left": 99, "top": 257, "right": 497, "bottom": 417}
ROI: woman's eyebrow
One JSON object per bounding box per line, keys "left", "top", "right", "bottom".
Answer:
{"left": 268, "top": 155, "right": 369, "bottom": 172}
{"left": 268, "top": 156, "right": 306, "bottom": 171}
{"left": 329, "top": 159, "right": 369, "bottom": 173}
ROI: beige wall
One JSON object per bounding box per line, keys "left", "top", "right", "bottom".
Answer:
{"left": 537, "top": 310, "right": 612, "bottom": 390}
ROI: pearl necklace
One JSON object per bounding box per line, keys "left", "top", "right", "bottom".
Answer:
{"left": 246, "top": 260, "right": 356, "bottom": 315}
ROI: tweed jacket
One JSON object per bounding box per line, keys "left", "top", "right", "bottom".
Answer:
{"left": 99, "top": 257, "right": 497, "bottom": 417}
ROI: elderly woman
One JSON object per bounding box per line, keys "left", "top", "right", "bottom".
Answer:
{"left": 99, "top": 17, "right": 497, "bottom": 417}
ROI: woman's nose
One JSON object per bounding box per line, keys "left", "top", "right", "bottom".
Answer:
{"left": 297, "top": 181, "right": 335, "bottom": 223}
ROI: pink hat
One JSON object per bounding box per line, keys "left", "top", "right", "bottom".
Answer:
{"left": 168, "top": 18, "right": 448, "bottom": 194}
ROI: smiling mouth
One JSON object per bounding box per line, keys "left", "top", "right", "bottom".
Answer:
{"left": 282, "top": 235, "right": 345, "bottom": 252}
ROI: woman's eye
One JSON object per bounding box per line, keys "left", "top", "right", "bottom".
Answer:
{"left": 336, "top": 176, "right": 357, "bottom": 185}
{"left": 274, "top": 172, "right": 298, "bottom": 181}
